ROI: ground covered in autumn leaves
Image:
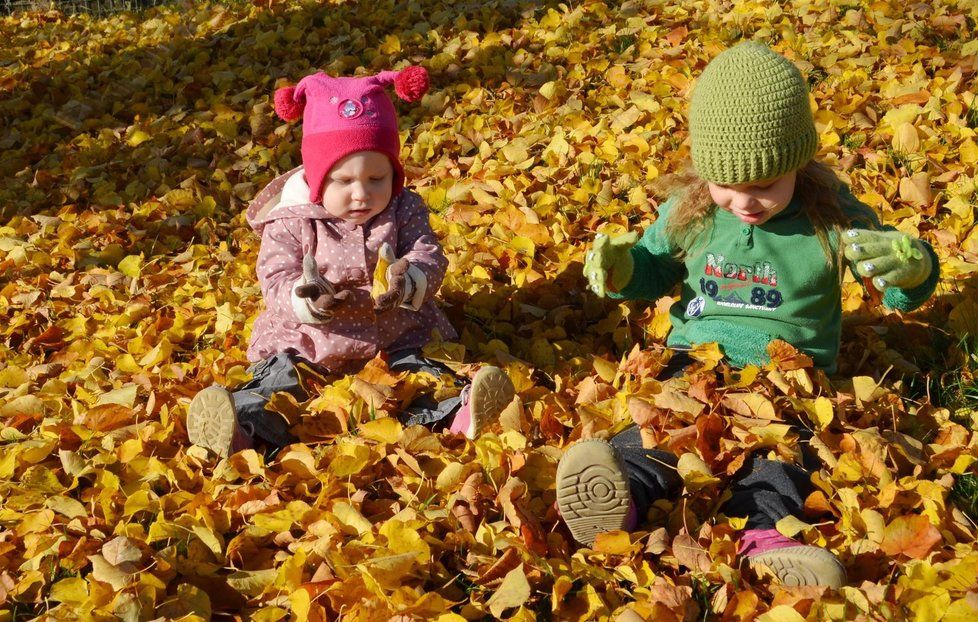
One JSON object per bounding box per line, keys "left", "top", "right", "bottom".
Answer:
{"left": 2, "top": 0, "right": 978, "bottom": 620}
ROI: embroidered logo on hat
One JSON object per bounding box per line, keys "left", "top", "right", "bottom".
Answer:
{"left": 339, "top": 99, "right": 362, "bottom": 119}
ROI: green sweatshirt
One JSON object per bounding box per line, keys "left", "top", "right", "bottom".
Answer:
{"left": 613, "top": 186, "right": 940, "bottom": 373}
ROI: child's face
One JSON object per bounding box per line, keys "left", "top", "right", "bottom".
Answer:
{"left": 321, "top": 151, "right": 394, "bottom": 225}
{"left": 708, "top": 171, "right": 797, "bottom": 225}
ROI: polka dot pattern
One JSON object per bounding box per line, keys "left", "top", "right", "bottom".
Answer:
{"left": 244, "top": 169, "right": 457, "bottom": 371}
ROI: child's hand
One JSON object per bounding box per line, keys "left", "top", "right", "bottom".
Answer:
{"left": 294, "top": 253, "right": 351, "bottom": 321}
{"left": 584, "top": 231, "right": 640, "bottom": 297}
{"left": 843, "top": 229, "right": 932, "bottom": 291}
{"left": 373, "top": 258, "right": 411, "bottom": 313}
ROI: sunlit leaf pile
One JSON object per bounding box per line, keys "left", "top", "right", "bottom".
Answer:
{"left": 2, "top": 0, "right": 978, "bottom": 619}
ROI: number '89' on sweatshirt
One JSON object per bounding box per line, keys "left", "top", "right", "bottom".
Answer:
{"left": 612, "top": 186, "right": 940, "bottom": 374}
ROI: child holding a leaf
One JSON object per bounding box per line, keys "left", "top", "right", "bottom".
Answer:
{"left": 187, "top": 67, "right": 515, "bottom": 456}
{"left": 560, "top": 42, "right": 939, "bottom": 589}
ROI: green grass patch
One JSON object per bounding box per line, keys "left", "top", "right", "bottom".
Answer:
{"left": 951, "top": 473, "right": 978, "bottom": 523}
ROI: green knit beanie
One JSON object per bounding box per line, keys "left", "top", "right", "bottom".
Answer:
{"left": 689, "top": 41, "right": 818, "bottom": 185}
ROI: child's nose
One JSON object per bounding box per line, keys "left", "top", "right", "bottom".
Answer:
{"left": 730, "top": 195, "right": 756, "bottom": 212}
{"left": 351, "top": 183, "right": 368, "bottom": 199}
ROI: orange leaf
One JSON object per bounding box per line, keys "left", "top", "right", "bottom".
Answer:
{"left": 25, "top": 325, "right": 66, "bottom": 352}
{"left": 695, "top": 413, "right": 725, "bottom": 466}
{"left": 892, "top": 90, "right": 930, "bottom": 105}
{"left": 496, "top": 478, "right": 548, "bottom": 555}
{"left": 477, "top": 548, "right": 522, "bottom": 586}
{"left": 538, "top": 407, "right": 567, "bottom": 440}
{"left": 880, "top": 515, "right": 942, "bottom": 559}
{"left": 84, "top": 404, "right": 135, "bottom": 432}
{"left": 766, "top": 340, "right": 814, "bottom": 370}
{"left": 627, "top": 396, "right": 663, "bottom": 428}
{"left": 666, "top": 26, "right": 688, "bottom": 47}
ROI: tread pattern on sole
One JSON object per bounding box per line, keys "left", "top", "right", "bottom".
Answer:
{"left": 747, "top": 545, "right": 846, "bottom": 588}
{"left": 187, "top": 387, "right": 237, "bottom": 458}
{"left": 556, "top": 440, "right": 631, "bottom": 547}
{"left": 468, "top": 367, "right": 515, "bottom": 437}
{"left": 615, "top": 610, "right": 647, "bottom": 622}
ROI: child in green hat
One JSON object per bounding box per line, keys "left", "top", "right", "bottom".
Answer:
{"left": 558, "top": 41, "right": 939, "bottom": 588}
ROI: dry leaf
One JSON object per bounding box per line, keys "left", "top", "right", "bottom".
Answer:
{"left": 0, "top": 2, "right": 973, "bottom": 617}
{"left": 672, "top": 533, "right": 711, "bottom": 572}
{"left": 486, "top": 565, "right": 531, "bottom": 618}
{"left": 880, "top": 515, "right": 942, "bottom": 559}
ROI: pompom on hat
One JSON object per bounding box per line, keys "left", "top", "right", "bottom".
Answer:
{"left": 689, "top": 41, "right": 818, "bottom": 185}
{"left": 273, "top": 66, "right": 430, "bottom": 203}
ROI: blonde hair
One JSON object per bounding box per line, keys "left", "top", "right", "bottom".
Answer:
{"left": 657, "top": 159, "right": 871, "bottom": 273}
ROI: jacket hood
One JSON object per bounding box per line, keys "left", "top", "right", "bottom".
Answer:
{"left": 246, "top": 167, "right": 334, "bottom": 236}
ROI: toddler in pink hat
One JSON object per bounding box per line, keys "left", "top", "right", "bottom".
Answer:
{"left": 186, "top": 67, "right": 515, "bottom": 457}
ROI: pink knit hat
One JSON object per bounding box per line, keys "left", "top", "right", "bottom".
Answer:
{"left": 273, "top": 67, "right": 429, "bottom": 204}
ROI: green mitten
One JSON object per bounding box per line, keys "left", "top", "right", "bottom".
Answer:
{"left": 584, "top": 231, "right": 640, "bottom": 297}
{"left": 843, "top": 229, "right": 932, "bottom": 291}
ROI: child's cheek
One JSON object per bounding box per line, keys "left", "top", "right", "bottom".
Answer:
{"left": 707, "top": 185, "right": 726, "bottom": 207}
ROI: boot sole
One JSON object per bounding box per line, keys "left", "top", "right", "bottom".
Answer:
{"left": 466, "top": 366, "right": 516, "bottom": 438}
{"left": 187, "top": 386, "right": 237, "bottom": 458}
{"left": 615, "top": 610, "right": 646, "bottom": 622}
{"left": 747, "top": 545, "right": 847, "bottom": 588}
{"left": 556, "top": 439, "right": 631, "bottom": 547}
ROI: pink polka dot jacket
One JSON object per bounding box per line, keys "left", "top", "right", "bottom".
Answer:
{"left": 245, "top": 166, "right": 458, "bottom": 372}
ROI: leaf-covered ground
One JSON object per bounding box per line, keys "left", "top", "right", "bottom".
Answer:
{"left": 2, "top": 0, "right": 978, "bottom": 620}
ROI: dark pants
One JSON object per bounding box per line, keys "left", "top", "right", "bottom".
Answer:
{"left": 231, "top": 349, "right": 465, "bottom": 448}
{"left": 389, "top": 351, "right": 467, "bottom": 430}
{"left": 611, "top": 350, "right": 818, "bottom": 530}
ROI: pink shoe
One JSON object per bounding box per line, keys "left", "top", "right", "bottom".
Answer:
{"left": 187, "top": 386, "right": 254, "bottom": 458}
{"left": 740, "top": 528, "right": 846, "bottom": 587}
{"left": 448, "top": 366, "right": 515, "bottom": 439}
